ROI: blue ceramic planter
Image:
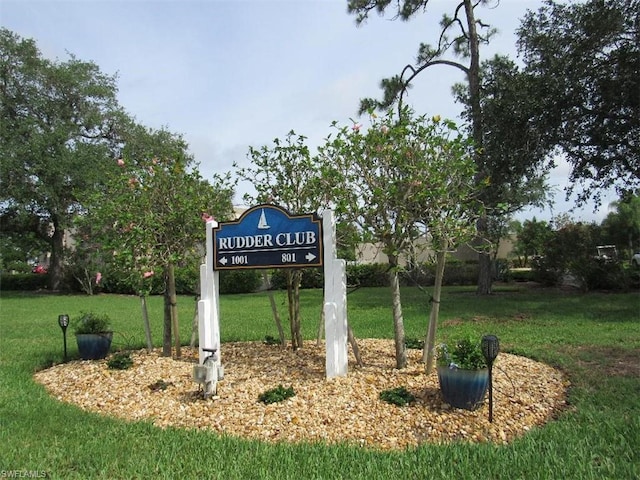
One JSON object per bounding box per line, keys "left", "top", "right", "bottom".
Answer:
{"left": 437, "top": 365, "right": 489, "bottom": 410}
{"left": 76, "top": 332, "right": 113, "bottom": 360}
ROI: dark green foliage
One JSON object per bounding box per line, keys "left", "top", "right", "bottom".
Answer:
{"left": 263, "top": 335, "right": 280, "bottom": 346}
{"left": 258, "top": 385, "right": 295, "bottom": 404}
{"left": 518, "top": 0, "right": 640, "bottom": 202}
{"left": 268, "top": 268, "right": 323, "bottom": 290}
{"left": 219, "top": 269, "right": 262, "bottom": 294}
{"left": 437, "top": 337, "right": 487, "bottom": 370}
{"left": 404, "top": 337, "right": 424, "bottom": 349}
{"left": 346, "top": 263, "right": 390, "bottom": 287}
{"left": 107, "top": 352, "right": 133, "bottom": 370}
{"left": 0, "top": 272, "right": 49, "bottom": 290}
{"left": 73, "top": 311, "right": 111, "bottom": 334}
{"left": 379, "top": 386, "right": 415, "bottom": 407}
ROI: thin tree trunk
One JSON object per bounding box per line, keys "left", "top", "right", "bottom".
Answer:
{"left": 423, "top": 249, "right": 447, "bottom": 374}
{"left": 389, "top": 260, "right": 407, "bottom": 369}
{"left": 293, "top": 270, "right": 303, "bottom": 348}
{"left": 347, "top": 323, "right": 363, "bottom": 367}
{"left": 168, "top": 262, "right": 181, "bottom": 358}
{"left": 140, "top": 294, "right": 153, "bottom": 352}
{"left": 48, "top": 217, "right": 65, "bottom": 291}
{"left": 162, "top": 282, "right": 172, "bottom": 357}
{"left": 262, "top": 272, "right": 286, "bottom": 348}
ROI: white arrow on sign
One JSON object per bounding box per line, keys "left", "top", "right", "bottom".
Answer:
{"left": 219, "top": 256, "right": 228, "bottom": 266}
{"left": 305, "top": 252, "right": 316, "bottom": 262}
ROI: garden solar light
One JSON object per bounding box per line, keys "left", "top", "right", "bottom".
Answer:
{"left": 481, "top": 334, "right": 500, "bottom": 423}
{"left": 58, "top": 314, "right": 69, "bottom": 361}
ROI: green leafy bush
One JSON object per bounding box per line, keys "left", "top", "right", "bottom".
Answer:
{"left": 0, "top": 272, "right": 49, "bottom": 290}
{"left": 405, "top": 337, "right": 424, "bottom": 349}
{"left": 436, "top": 337, "right": 487, "bottom": 370}
{"left": 73, "top": 311, "right": 111, "bottom": 334}
{"left": 258, "top": 385, "right": 295, "bottom": 404}
{"left": 379, "top": 386, "right": 415, "bottom": 406}
{"left": 219, "top": 269, "right": 262, "bottom": 294}
{"left": 107, "top": 352, "right": 133, "bottom": 370}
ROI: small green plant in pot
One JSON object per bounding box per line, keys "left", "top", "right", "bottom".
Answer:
{"left": 436, "top": 336, "right": 489, "bottom": 410}
{"left": 74, "top": 312, "right": 113, "bottom": 360}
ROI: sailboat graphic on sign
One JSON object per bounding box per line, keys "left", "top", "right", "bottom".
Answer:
{"left": 257, "top": 209, "right": 270, "bottom": 229}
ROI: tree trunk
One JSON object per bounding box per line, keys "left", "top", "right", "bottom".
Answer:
{"left": 462, "top": 0, "right": 493, "bottom": 296}
{"left": 162, "top": 270, "right": 172, "bottom": 357}
{"left": 389, "top": 257, "right": 407, "bottom": 369}
{"left": 347, "top": 323, "right": 364, "bottom": 367}
{"left": 48, "top": 218, "right": 65, "bottom": 291}
{"left": 140, "top": 294, "right": 153, "bottom": 352}
{"left": 423, "top": 249, "right": 446, "bottom": 374}
{"left": 168, "top": 262, "right": 181, "bottom": 358}
{"left": 263, "top": 272, "right": 286, "bottom": 348}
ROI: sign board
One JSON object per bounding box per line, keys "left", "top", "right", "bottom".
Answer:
{"left": 213, "top": 204, "right": 323, "bottom": 270}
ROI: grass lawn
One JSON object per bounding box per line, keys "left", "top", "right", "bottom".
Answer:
{"left": 1, "top": 285, "right": 639, "bottom": 479}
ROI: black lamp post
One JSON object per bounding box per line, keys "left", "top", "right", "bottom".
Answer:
{"left": 481, "top": 334, "right": 500, "bottom": 423}
{"left": 58, "top": 314, "right": 70, "bottom": 361}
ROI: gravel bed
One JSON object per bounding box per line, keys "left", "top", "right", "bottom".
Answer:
{"left": 34, "top": 339, "right": 569, "bottom": 451}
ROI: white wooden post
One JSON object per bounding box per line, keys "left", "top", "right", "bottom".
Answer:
{"left": 198, "top": 220, "right": 221, "bottom": 367}
{"left": 322, "top": 210, "right": 348, "bottom": 378}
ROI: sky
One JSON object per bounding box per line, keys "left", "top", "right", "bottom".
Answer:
{"left": 1, "top": 0, "right": 618, "bottom": 223}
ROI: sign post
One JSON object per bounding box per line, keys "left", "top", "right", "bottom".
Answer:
{"left": 198, "top": 204, "right": 347, "bottom": 382}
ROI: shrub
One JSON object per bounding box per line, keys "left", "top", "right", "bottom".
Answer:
{"left": 0, "top": 272, "right": 49, "bottom": 291}
{"left": 219, "top": 269, "right": 262, "bottom": 294}
{"left": 107, "top": 352, "right": 133, "bottom": 370}
{"left": 73, "top": 312, "right": 111, "bottom": 334}
{"left": 258, "top": 385, "right": 295, "bottom": 404}
{"left": 346, "top": 263, "right": 390, "bottom": 287}
{"left": 379, "top": 386, "right": 415, "bottom": 406}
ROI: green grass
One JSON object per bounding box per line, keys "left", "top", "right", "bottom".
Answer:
{"left": 1, "top": 285, "right": 639, "bottom": 479}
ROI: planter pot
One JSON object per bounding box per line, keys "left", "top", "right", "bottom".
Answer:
{"left": 76, "top": 332, "right": 113, "bottom": 360}
{"left": 437, "top": 365, "right": 489, "bottom": 410}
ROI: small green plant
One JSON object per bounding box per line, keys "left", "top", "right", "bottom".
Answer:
{"left": 73, "top": 311, "right": 111, "bottom": 334}
{"left": 258, "top": 385, "right": 295, "bottom": 404}
{"left": 107, "top": 352, "right": 133, "bottom": 370}
{"left": 263, "top": 335, "right": 280, "bottom": 345}
{"left": 379, "top": 386, "right": 415, "bottom": 406}
{"left": 405, "top": 337, "right": 424, "bottom": 349}
{"left": 436, "top": 336, "right": 487, "bottom": 370}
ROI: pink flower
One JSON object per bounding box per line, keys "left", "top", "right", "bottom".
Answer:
{"left": 201, "top": 213, "right": 215, "bottom": 222}
{"left": 95, "top": 272, "right": 102, "bottom": 285}
{"left": 352, "top": 123, "right": 361, "bottom": 132}
{"left": 143, "top": 271, "right": 154, "bottom": 279}
{"left": 380, "top": 125, "right": 389, "bottom": 134}
{"left": 117, "top": 159, "right": 125, "bottom": 167}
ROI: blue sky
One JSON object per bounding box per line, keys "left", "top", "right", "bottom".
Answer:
{"left": 1, "top": 0, "right": 616, "bottom": 222}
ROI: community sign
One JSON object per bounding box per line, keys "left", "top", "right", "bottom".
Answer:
{"left": 212, "top": 204, "right": 323, "bottom": 270}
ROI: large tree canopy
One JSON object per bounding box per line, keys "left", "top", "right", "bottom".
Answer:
{"left": 518, "top": 0, "right": 640, "bottom": 205}
{"left": 347, "top": 0, "right": 520, "bottom": 295}
{"left": 0, "top": 28, "right": 124, "bottom": 289}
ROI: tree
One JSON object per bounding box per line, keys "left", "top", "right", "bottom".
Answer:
{"left": 319, "top": 108, "right": 480, "bottom": 369}
{"left": 82, "top": 123, "right": 235, "bottom": 357}
{"left": 236, "top": 131, "right": 327, "bottom": 350}
{"left": 347, "top": 0, "right": 505, "bottom": 294}
{"left": 512, "top": 218, "right": 553, "bottom": 267}
{"left": 601, "top": 192, "right": 640, "bottom": 257}
{"left": 0, "top": 28, "right": 124, "bottom": 290}
{"left": 518, "top": 0, "right": 640, "bottom": 205}
{"left": 454, "top": 55, "right": 552, "bottom": 257}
